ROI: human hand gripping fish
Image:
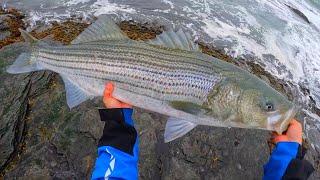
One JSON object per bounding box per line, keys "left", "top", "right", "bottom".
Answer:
{"left": 272, "top": 119, "right": 302, "bottom": 144}
{"left": 103, "top": 82, "right": 132, "bottom": 109}
{"left": 263, "top": 119, "right": 314, "bottom": 179}
{"left": 91, "top": 82, "right": 139, "bottom": 179}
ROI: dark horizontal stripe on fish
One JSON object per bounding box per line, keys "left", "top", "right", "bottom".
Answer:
{"left": 44, "top": 41, "right": 208, "bottom": 63}
{"left": 40, "top": 60, "right": 211, "bottom": 100}
{"left": 40, "top": 58, "right": 215, "bottom": 93}
{"left": 73, "top": 73, "right": 206, "bottom": 100}
{"left": 38, "top": 49, "right": 216, "bottom": 74}
{"left": 38, "top": 53, "right": 217, "bottom": 83}
{"left": 38, "top": 44, "right": 224, "bottom": 73}
{"left": 37, "top": 50, "right": 228, "bottom": 78}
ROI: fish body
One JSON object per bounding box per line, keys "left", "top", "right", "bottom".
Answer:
{"left": 36, "top": 40, "right": 221, "bottom": 105}
{"left": 7, "top": 16, "right": 296, "bottom": 142}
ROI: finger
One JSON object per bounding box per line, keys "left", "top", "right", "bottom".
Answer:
{"left": 104, "top": 96, "right": 122, "bottom": 108}
{"left": 103, "top": 82, "right": 132, "bottom": 108}
{"left": 104, "top": 82, "right": 114, "bottom": 98}
{"left": 273, "top": 135, "right": 288, "bottom": 143}
{"left": 120, "top": 102, "right": 132, "bottom": 108}
{"left": 289, "top": 119, "right": 302, "bottom": 127}
{"left": 104, "top": 97, "right": 132, "bottom": 108}
{"left": 288, "top": 119, "right": 302, "bottom": 131}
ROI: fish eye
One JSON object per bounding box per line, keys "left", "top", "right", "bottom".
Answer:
{"left": 265, "top": 102, "right": 274, "bottom": 112}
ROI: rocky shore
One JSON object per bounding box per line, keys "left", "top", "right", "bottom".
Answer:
{"left": 0, "top": 8, "right": 319, "bottom": 179}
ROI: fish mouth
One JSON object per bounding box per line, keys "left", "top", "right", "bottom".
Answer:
{"left": 266, "top": 106, "right": 298, "bottom": 134}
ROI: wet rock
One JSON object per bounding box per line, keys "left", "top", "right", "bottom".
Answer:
{"left": 0, "top": 30, "right": 10, "bottom": 41}
{"left": 160, "top": 127, "right": 269, "bottom": 179}
{"left": 0, "top": 14, "right": 11, "bottom": 40}
{"left": 134, "top": 109, "right": 166, "bottom": 179}
{"left": 133, "top": 109, "right": 271, "bottom": 179}
{"left": 0, "top": 8, "right": 25, "bottom": 48}
{"left": 0, "top": 43, "right": 31, "bottom": 171}
{"left": 0, "top": 69, "right": 103, "bottom": 178}
{"left": 4, "top": 142, "right": 76, "bottom": 179}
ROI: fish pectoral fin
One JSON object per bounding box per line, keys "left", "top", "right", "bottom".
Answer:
{"left": 147, "top": 29, "right": 200, "bottom": 51}
{"left": 71, "top": 15, "right": 129, "bottom": 44}
{"left": 61, "top": 75, "right": 91, "bottom": 109}
{"left": 168, "top": 101, "right": 206, "bottom": 115}
{"left": 164, "top": 117, "right": 197, "bottom": 142}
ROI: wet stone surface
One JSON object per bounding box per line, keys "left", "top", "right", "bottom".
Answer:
{"left": 0, "top": 43, "right": 31, "bottom": 171}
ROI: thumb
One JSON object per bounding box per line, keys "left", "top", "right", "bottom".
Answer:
{"left": 273, "top": 134, "right": 288, "bottom": 143}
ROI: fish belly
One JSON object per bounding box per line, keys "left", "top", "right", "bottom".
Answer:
{"left": 112, "top": 85, "right": 229, "bottom": 127}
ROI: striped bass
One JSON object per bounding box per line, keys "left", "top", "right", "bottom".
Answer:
{"left": 6, "top": 15, "right": 297, "bottom": 142}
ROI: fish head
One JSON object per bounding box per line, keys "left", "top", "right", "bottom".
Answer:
{"left": 237, "top": 77, "right": 297, "bottom": 133}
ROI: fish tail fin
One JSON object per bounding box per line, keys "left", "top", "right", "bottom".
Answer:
{"left": 6, "top": 29, "right": 44, "bottom": 74}
{"left": 6, "top": 52, "right": 40, "bottom": 74}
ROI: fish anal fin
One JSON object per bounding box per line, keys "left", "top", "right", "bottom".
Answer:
{"left": 71, "top": 15, "right": 128, "bottom": 44}
{"left": 61, "top": 75, "right": 91, "bottom": 108}
{"left": 164, "top": 117, "right": 197, "bottom": 142}
{"left": 148, "top": 29, "right": 199, "bottom": 51}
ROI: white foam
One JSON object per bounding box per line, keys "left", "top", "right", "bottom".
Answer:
{"left": 92, "top": 0, "right": 136, "bottom": 16}
{"left": 196, "top": 0, "right": 320, "bottom": 109}
{"left": 66, "top": 0, "right": 91, "bottom": 6}
{"left": 162, "top": 0, "right": 174, "bottom": 9}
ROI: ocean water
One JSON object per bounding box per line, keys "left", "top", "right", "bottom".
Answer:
{"left": 4, "top": 0, "right": 320, "bottom": 151}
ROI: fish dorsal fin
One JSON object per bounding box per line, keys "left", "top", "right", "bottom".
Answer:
{"left": 19, "top": 29, "right": 38, "bottom": 44}
{"left": 61, "top": 75, "right": 92, "bottom": 108}
{"left": 164, "top": 117, "right": 197, "bottom": 142}
{"left": 71, "top": 15, "right": 128, "bottom": 44}
{"left": 148, "top": 29, "right": 199, "bottom": 51}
